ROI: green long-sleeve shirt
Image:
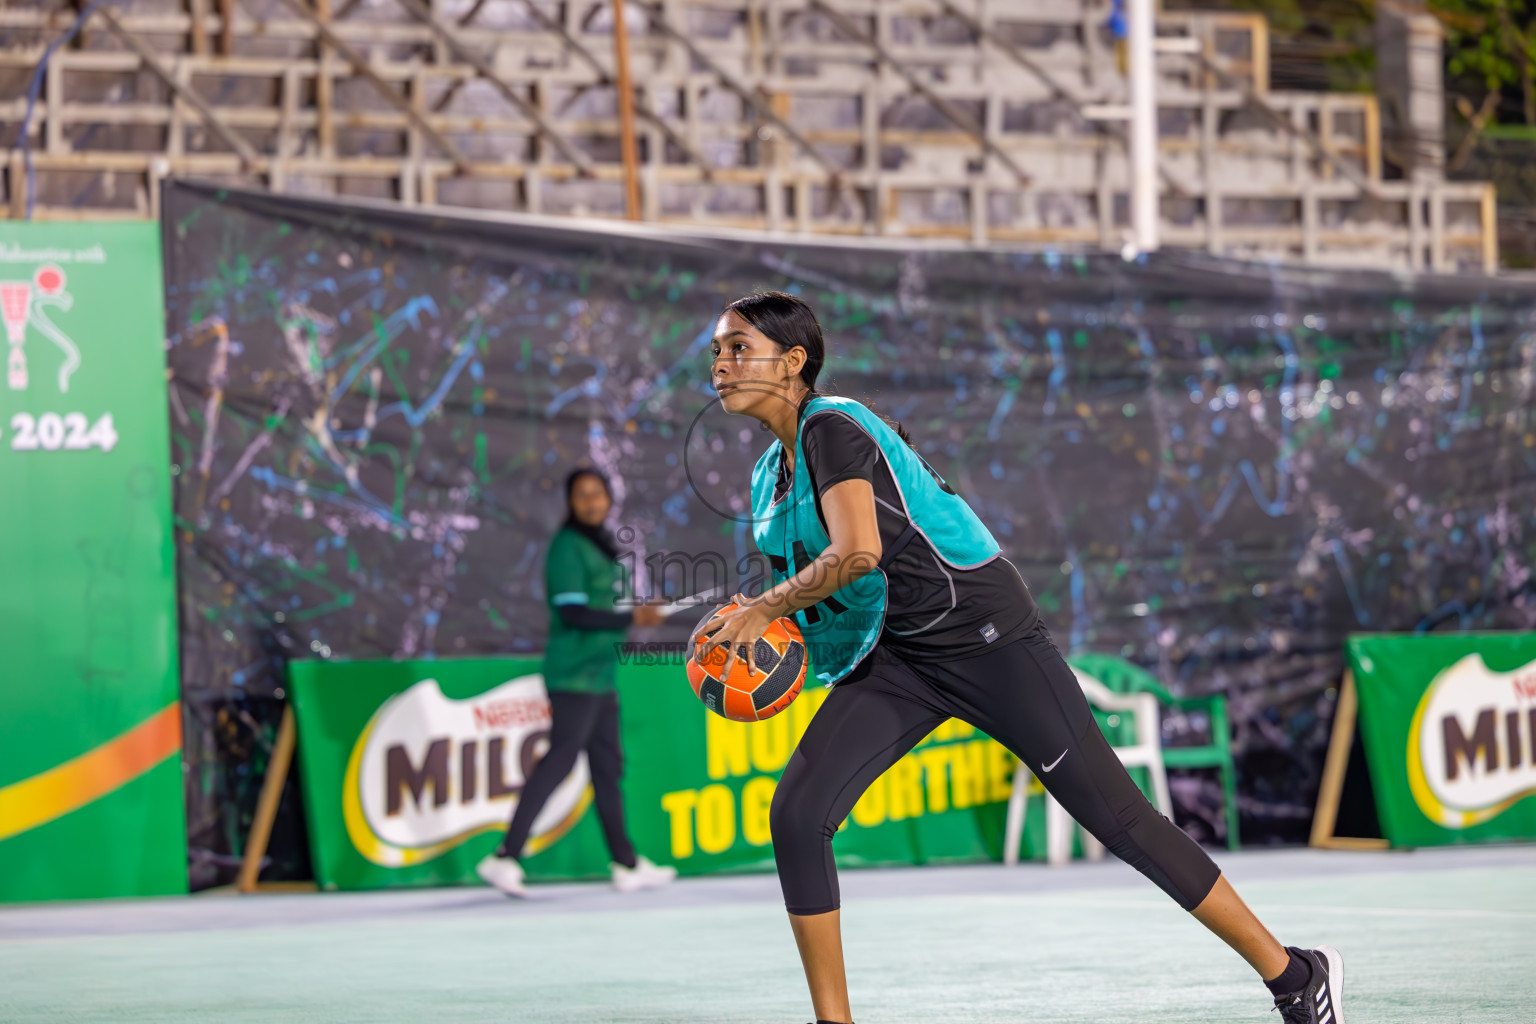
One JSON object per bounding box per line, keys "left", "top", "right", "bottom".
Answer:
{"left": 541, "top": 526, "right": 630, "bottom": 693}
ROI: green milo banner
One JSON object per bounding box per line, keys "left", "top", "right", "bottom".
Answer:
{"left": 289, "top": 658, "right": 1064, "bottom": 890}
{"left": 1347, "top": 633, "right": 1536, "bottom": 847}
{"left": 0, "top": 222, "right": 185, "bottom": 901}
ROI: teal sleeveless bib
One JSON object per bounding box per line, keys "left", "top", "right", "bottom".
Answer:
{"left": 749, "top": 395, "right": 1001, "bottom": 686}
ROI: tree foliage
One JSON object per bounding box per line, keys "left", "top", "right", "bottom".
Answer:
{"left": 1431, "top": 0, "right": 1536, "bottom": 124}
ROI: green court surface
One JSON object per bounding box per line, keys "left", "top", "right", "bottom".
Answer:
{"left": 2, "top": 846, "right": 1531, "bottom": 1023}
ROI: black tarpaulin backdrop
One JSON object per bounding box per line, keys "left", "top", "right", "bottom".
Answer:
{"left": 160, "top": 182, "right": 1536, "bottom": 888}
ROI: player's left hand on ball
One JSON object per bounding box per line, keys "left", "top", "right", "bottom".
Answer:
{"left": 698, "top": 594, "right": 775, "bottom": 679}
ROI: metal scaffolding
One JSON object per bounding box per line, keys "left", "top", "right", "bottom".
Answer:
{"left": 0, "top": 0, "right": 1499, "bottom": 271}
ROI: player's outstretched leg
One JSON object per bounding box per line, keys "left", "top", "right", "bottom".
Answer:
{"left": 1190, "top": 877, "right": 1345, "bottom": 1021}
{"left": 938, "top": 628, "right": 1347, "bottom": 1020}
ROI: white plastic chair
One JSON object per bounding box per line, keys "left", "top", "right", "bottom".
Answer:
{"left": 1003, "top": 667, "right": 1173, "bottom": 867}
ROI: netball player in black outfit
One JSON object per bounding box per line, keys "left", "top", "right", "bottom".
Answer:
{"left": 698, "top": 293, "right": 1345, "bottom": 1024}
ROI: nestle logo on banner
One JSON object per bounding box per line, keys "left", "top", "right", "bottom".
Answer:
{"left": 1410, "top": 654, "right": 1536, "bottom": 830}
{"left": 342, "top": 676, "right": 590, "bottom": 867}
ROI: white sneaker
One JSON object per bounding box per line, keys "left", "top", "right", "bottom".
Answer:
{"left": 611, "top": 855, "right": 677, "bottom": 893}
{"left": 475, "top": 853, "right": 528, "bottom": 897}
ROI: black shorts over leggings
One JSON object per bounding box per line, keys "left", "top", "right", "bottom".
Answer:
{"left": 769, "top": 627, "right": 1221, "bottom": 915}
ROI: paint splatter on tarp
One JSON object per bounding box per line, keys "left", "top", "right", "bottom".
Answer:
{"left": 162, "top": 182, "right": 1536, "bottom": 885}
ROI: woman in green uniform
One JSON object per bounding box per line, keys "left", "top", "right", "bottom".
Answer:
{"left": 476, "top": 468, "right": 677, "bottom": 897}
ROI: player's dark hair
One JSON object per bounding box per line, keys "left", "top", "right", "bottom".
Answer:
{"left": 563, "top": 467, "right": 619, "bottom": 560}
{"left": 724, "top": 291, "right": 913, "bottom": 444}
{"left": 724, "top": 291, "right": 825, "bottom": 394}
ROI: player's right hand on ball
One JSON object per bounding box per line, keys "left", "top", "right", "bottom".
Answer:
{"left": 696, "top": 594, "right": 774, "bottom": 679}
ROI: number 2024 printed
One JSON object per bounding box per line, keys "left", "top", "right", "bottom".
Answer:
{"left": 7, "top": 412, "right": 119, "bottom": 453}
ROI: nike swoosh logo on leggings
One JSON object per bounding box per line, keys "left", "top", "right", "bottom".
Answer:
{"left": 1042, "top": 749, "right": 1068, "bottom": 772}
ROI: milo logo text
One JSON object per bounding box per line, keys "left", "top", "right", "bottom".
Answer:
{"left": 1409, "top": 655, "right": 1536, "bottom": 829}
{"left": 382, "top": 729, "right": 546, "bottom": 815}
{"left": 343, "top": 676, "right": 591, "bottom": 867}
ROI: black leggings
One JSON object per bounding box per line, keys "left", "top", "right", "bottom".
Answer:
{"left": 770, "top": 628, "right": 1221, "bottom": 915}
{"left": 499, "top": 691, "right": 637, "bottom": 868}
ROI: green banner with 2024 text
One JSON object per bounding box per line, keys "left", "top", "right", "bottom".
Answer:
{"left": 0, "top": 222, "right": 184, "bottom": 902}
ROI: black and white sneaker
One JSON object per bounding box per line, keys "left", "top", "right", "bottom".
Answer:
{"left": 1273, "top": 945, "right": 1345, "bottom": 1024}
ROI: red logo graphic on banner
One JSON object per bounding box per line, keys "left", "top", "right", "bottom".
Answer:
{"left": 2, "top": 264, "right": 79, "bottom": 393}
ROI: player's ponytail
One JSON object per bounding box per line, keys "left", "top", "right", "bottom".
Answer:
{"left": 724, "top": 291, "right": 915, "bottom": 446}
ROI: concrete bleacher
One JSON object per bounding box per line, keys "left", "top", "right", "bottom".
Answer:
{"left": 0, "top": 0, "right": 1495, "bottom": 270}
